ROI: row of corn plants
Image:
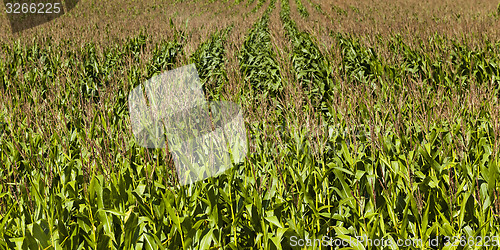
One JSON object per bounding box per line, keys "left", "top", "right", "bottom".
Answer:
{"left": 305, "top": 0, "right": 324, "bottom": 16}
{"left": 191, "top": 26, "right": 233, "bottom": 100}
{"left": 293, "top": 0, "right": 309, "bottom": 18}
{"left": 251, "top": 0, "right": 267, "bottom": 13}
{"left": 0, "top": 27, "right": 189, "bottom": 249}
{"left": 275, "top": 0, "right": 500, "bottom": 246}
{"left": 335, "top": 33, "right": 500, "bottom": 91}
{"left": 317, "top": 30, "right": 500, "bottom": 249}
{"left": 0, "top": 8, "right": 309, "bottom": 248}
{"left": 280, "top": 0, "right": 331, "bottom": 112}
{"left": 239, "top": 0, "right": 282, "bottom": 97}
{"left": 245, "top": 0, "right": 256, "bottom": 8}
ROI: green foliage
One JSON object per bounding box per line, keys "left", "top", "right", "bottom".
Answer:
{"left": 1, "top": 0, "right": 500, "bottom": 249}
{"left": 281, "top": 0, "right": 331, "bottom": 111}
{"left": 239, "top": 0, "right": 282, "bottom": 97}
{"left": 251, "top": 0, "right": 266, "bottom": 13}
{"left": 334, "top": 33, "right": 500, "bottom": 91}
{"left": 306, "top": 0, "right": 324, "bottom": 15}
{"left": 294, "top": 0, "right": 309, "bottom": 18}
{"left": 332, "top": 5, "right": 347, "bottom": 16}
{"left": 246, "top": 0, "right": 255, "bottom": 8}
{"left": 336, "top": 33, "right": 383, "bottom": 82}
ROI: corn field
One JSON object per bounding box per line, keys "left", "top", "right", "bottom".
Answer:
{"left": 1, "top": 0, "right": 500, "bottom": 249}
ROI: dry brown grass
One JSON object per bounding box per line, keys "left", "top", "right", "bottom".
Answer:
{"left": 0, "top": 0, "right": 254, "bottom": 51}
{"left": 1, "top": 0, "right": 177, "bottom": 47}
{"left": 308, "top": 0, "right": 500, "bottom": 46}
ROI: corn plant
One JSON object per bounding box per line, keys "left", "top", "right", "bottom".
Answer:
{"left": 191, "top": 26, "right": 233, "bottom": 100}
{"left": 239, "top": 0, "right": 282, "bottom": 97}
{"left": 280, "top": 0, "right": 331, "bottom": 112}
{"left": 294, "top": 0, "right": 309, "bottom": 18}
